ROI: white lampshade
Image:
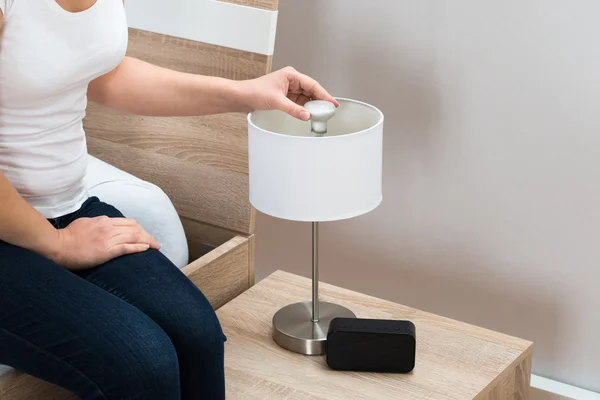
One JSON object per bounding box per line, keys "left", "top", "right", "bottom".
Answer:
{"left": 248, "top": 98, "right": 384, "bottom": 222}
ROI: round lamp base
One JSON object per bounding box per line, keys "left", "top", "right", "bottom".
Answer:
{"left": 272, "top": 301, "right": 356, "bottom": 355}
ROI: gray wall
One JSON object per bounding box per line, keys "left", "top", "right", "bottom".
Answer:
{"left": 255, "top": 0, "right": 600, "bottom": 391}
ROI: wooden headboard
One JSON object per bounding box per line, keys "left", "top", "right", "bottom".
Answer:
{"left": 83, "top": 0, "right": 279, "bottom": 236}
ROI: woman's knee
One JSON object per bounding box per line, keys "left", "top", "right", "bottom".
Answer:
{"left": 102, "top": 322, "right": 181, "bottom": 399}
{"left": 170, "top": 304, "right": 225, "bottom": 361}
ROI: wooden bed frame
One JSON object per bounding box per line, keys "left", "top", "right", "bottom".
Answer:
{"left": 0, "top": 0, "right": 278, "bottom": 398}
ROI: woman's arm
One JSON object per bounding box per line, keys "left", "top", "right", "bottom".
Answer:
{"left": 0, "top": 170, "right": 160, "bottom": 269}
{"left": 88, "top": 57, "right": 338, "bottom": 121}
{"left": 88, "top": 57, "right": 245, "bottom": 117}
{"left": 0, "top": 172, "right": 63, "bottom": 260}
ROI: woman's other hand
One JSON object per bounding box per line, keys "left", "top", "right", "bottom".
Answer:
{"left": 239, "top": 66, "right": 339, "bottom": 121}
{"left": 53, "top": 216, "right": 160, "bottom": 270}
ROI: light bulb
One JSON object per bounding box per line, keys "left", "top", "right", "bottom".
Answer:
{"left": 304, "top": 100, "right": 336, "bottom": 135}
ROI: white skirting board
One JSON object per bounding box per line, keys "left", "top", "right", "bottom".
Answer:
{"left": 532, "top": 374, "right": 600, "bottom": 400}
{"left": 124, "top": 0, "right": 278, "bottom": 55}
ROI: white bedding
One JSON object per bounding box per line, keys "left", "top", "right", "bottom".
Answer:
{"left": 0, "top": 364, "right": 11, "bottom": 376}
{"left": 84, "top": 155, "right": 189, "bottom": 269}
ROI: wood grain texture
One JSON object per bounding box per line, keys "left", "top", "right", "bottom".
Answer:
{"left": 220, "top": 0, "right": 278, "bottom": 11}
{"left": 248, "top": 234, "right": 256, "bottom": 287}
{"left": 516, "top": 356, "right": 533, "bottom": 399}
{"left": 530, "top": 388, "right": 574, "bottom": 400}
{"left": 126, "top": 28, "right": 273, "bottom": 80}
{"left": 87, "top": 135, "right": 252, "bottom": 235}
{"left": 181, "top": 217, "right": 238, "bottom": 246}
{"left": 481, "top": 353, "right": 532, "bottom": 399}
{"left": 86, "top": 105, "right": 250, "bottom": 174}
{"left": 84, "top": 27, "right": 275, "bottom": 234}
{"left": 181, "top": 216, "right": 238, "bottom": 261}
{"left": 0, "top": 367, "right": 17, "bottom": 390}
{"left": 0, "top": 372, "right": 76, "bottom": 400}
{"left": 182, "top": 236, "right": 251, "bottom": 310}
{"left": 217, "top": 270, "right": 534, "bottom": 400}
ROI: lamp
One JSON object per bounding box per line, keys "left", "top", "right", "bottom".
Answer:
{"left": 248, "top": 98, "right": 384, "bottom": 355}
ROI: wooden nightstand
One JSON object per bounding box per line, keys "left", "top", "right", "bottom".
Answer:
{"left": 217, "top": 270, "right": 533, "bottom": 400}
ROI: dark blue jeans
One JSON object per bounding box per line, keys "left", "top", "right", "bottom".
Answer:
{"left": 0, "top": 197, "right": 225, "bottom": 400}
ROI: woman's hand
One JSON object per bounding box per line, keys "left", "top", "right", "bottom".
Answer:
{"left": 53, "top": 216, "right": 160, "bottom": 270}
{"left": 239, "top": 66, "right": 339, "bottom": 121}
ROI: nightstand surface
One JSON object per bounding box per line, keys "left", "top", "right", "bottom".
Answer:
{"left": 217, "top": 270, "right": 533, "bottom": 400}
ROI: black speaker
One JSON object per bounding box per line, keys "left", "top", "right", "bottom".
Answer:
{"left": 326, "top": 318, "right": 416, "bottom": 373}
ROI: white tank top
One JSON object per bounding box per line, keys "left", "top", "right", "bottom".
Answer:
{"left": 0, "top": 0, "right": 128, "bottom": 218}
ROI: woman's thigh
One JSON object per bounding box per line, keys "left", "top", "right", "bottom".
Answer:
{"left": 0, "top": 242, "right": 180, "bottom": 400}
{"left": 71, "top": 197, "right": 224, "bottom": 345}
{"left": 72, "top": 197, "right": 226, "bottom": 399}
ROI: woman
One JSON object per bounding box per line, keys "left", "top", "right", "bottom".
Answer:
{"left": 0, "top": 1, "right": 338, "bottom": 399}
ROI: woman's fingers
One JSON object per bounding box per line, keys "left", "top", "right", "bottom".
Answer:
{"left": 109, "top": 217, "right": 140, "bottom": 227}
{"left": 108, "top": 243, "right": 151, "bottom": 259}
{"left": 279, "top": 96, "right": 311, "bottom": 121}
{"left": 108, "top": 226, "right": 160, "bottom": 249}
{"left": 287, "top": 93, "right": 312, "bottom": 107}
{"left": 291, "top": 71, "right": 339, "bottom": 106}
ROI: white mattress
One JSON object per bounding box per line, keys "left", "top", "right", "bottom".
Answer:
{"left": 84, "top": 155, "right": 188, "bottom": 268}
{"left": 0, "top": 155, "right": 189, "bottom": 378}
{"left": 0, "top": 364, "right": 12, "bottom": 376}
